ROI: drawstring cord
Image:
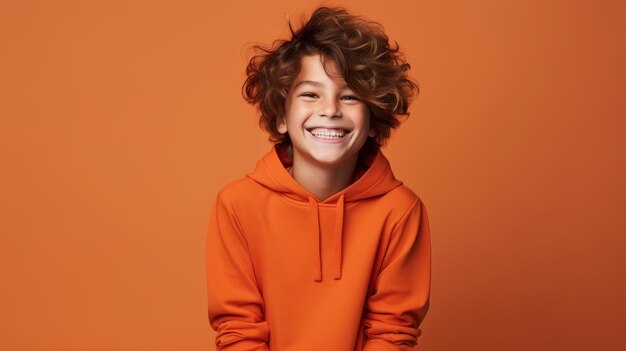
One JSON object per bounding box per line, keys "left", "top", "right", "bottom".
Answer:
{"left": 308, "top": 194, "right": 345, "bottom": 282}
{"left": 334, "top": 194, "right": 344, "bottom": 280}
{"left": 308, "top": 197, "right": 322, "bottom": 282}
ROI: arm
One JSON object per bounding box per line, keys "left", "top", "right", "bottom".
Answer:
{"left": 362, "top": 199, "right": 431, "bottom": 351}
{"left": 206, "top": 191, "right": 269, "bottom": 351}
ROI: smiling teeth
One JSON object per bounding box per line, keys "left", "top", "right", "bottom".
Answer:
{"left": 310, "top": 128, "right": 346, "bottom": 139}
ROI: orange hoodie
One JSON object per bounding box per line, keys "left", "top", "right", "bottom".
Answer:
{"left": 206, "top": 141, "right": 431, "bottom": 351}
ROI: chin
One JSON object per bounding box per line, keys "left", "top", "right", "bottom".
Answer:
{"left": 307, "top": 151, "right": 355, "bottom": 167}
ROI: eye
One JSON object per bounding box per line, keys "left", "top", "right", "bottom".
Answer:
{"left": 341, "top": 95, "right": 360, "bottom": 101}
{"left": 300, "top": 92, "right": 318, "bottom": 99}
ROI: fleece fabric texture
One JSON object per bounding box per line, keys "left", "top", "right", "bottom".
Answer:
{"left": 206, "top": 141, "right": 431, "bottom": 351}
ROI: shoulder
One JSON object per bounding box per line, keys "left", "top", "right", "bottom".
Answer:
{"left": 214, "top": 176, "right": 261, "bottom": 204}
{"left": 388, "top": 184, "right": 421, "bottom": 203}
{"left": 379, "top": 185, "right": 428, "bottom": 223}
{"left": 387, "top": 184, "right": 426, "bottom": 209}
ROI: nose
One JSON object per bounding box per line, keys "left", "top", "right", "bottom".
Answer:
{"left": 318, "top": 99, "right": 341, "bottom": 118}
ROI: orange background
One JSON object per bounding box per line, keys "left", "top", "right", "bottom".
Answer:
{"left": 1, "top": 0, "right": 625, "bottom": 350}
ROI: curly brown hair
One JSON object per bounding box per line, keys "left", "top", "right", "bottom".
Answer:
{"left": 242, "top": 6, "right": 418, "bottom": 146}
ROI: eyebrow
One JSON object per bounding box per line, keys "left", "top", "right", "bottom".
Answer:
{"left": 292, "top": 80, "right": 350, "bottom": 90}
{"left": 293, "top": 80, "right": 323, "bottom": 89}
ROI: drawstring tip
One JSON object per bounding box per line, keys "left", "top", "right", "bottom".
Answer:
{"left": 313, "top": 270, "right": 322, "bottom": 282}
{"left": 334, "top": 268, "right": 342, "bottom": 280}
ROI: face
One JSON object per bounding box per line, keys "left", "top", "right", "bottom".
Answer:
{"left": 277, "top": 54, "right": 374, "bottom": 170}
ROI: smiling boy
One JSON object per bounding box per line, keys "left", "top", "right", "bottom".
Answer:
{"left": 206, "top": 6, "right": 431, "bottom": 351}
{"left": 279, "top": 54, "right": 375, "bottom": 201}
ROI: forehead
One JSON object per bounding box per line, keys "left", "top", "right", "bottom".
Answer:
{"left": 294, "top": 54, "right": 346, "bottom": 86}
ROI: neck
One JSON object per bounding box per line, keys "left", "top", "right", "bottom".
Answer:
{"left": 291, "top": 155, "right": 357, "bottom": 201}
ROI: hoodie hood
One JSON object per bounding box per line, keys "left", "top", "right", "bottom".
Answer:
{"left": 246, "top": 139, "right": 403, "bottom": 281}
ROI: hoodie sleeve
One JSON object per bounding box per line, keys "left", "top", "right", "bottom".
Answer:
{"left": 362, "top": 199, "right": 431, "bottom": 351}
{"left": 206, "top": 191, "right": 269, "bottom": 351}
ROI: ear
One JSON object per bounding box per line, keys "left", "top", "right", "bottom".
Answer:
{"left": 277, "top": 115, "right": 288, "bottom": 134}
{"left": 368, "top": 127, "right": 376, "bottom": 138}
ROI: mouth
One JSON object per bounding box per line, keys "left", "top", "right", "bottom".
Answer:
{"left": 306, "top": 127, "right": 351, "bottom": 141}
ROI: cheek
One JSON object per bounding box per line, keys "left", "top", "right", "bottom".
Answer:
{"left": 286, "top": 104, "right": 312, "bottom": 123}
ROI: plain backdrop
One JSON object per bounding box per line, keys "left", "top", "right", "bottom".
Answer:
{"left": 1, "top": 0, "right": 625, "bottom": 350}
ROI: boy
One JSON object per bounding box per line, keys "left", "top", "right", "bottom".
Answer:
{"left": 206, "top": 6, "right": 431, "bottom": 351}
